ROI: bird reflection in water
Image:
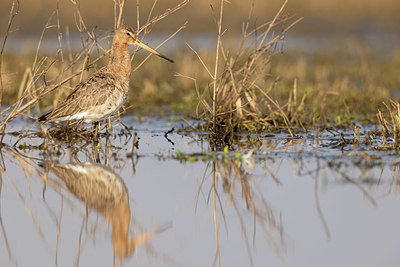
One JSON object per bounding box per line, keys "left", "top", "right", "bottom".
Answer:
{"left": 41, "top": 162, "right": 163, "bottom": 264}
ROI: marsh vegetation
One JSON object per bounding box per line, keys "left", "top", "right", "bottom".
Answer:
{"left": 0, "top": 0, "right": 400, "bottom": 266}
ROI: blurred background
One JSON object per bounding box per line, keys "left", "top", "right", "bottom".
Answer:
{"left": 0, "top": 0, "right": 399, "bottom": 34}
{"left": 1, "top": 0, "right": 399, "bottom": 43}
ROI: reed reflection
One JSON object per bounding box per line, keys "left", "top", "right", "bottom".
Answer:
{"left": 201, "top": 157, "right": 285, "bottom": 266}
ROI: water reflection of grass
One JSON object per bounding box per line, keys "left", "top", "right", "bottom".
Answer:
{"left": 205, "top": 159, "right": 286, "bottom": 265}
{"left": 1, "top": 126, "right": 400, "bottom": 265}
{"left": 172, "top": 133, "right": 400, "bottom": 265}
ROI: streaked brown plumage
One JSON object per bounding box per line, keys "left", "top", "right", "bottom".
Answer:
{"left": 38, "top": 25, "right": 173, "bottom": 123}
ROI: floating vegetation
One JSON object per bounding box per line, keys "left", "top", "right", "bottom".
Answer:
{"left": 174, "top": 145, "right": 242, "bottom": 163}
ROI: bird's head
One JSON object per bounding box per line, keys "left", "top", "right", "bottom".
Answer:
{"left": 114, "top": 26, "right": 174, "bottom": 63}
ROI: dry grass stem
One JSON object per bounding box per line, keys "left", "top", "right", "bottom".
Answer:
{"left": 137, "top": 0, "right": 189, "bottom": 34}
{"left": 0, "top": 0, "right": 20, "bottom": 111}
{"left": 114, "top": 0, "right": 126, "bottom": 29}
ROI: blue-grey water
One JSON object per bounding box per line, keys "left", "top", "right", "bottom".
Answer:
{"left": 0, "top": 117, "right": 399, "bottom": 267}
{"left": 5, "top": 30, "right": 400, "bottom": 60}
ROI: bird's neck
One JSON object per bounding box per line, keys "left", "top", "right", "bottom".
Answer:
{"left": 109, "top": 42, "right": 131, "bottom": 80}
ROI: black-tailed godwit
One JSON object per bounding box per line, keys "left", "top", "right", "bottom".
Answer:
{"left": 38, "top": 25, "right": 173, "bottom": 124}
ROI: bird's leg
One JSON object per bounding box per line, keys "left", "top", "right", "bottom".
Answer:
{"left": 91, "top": 139, "right": 101, "bottom": 163}
{"left": 106, "top": 117, "right": 111, "bottom": 138}
{"left": 91, "top": 123, "right": 96, "bottom": 137}
{"left": 65, "top": 121, "right": 72, "bottom": 141}
{"left": 92, "top": 121, "right": 101, "bottom": 139}
{"left": 119, "top": 119, "right": 132, "bottom": 135}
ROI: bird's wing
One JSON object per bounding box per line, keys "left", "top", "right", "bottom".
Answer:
{"left": 42, "top": 71, "right": 117, "bottom": 121}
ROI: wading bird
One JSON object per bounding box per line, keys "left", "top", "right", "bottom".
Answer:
{"left": 38, "top": 26, "right": 173, "bottom": 124}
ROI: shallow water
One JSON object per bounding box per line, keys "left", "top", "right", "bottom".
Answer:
{"left": 6, "top": 31, "right": 400, "bottom": 60}
{"left": 0, "top": 117, "right": 399, "bottom": 267}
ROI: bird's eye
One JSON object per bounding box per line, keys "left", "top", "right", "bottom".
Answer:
{"left": 126, "top": 32, "right": 131, "bottom": 36}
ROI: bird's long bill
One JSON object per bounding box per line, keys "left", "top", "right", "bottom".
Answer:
{"left": 135, "top": 40, "right": 174, "bottom": 63}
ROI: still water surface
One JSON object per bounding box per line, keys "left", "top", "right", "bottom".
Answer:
{"left": 0, "top": 117, "right": 399, "bottom": 267}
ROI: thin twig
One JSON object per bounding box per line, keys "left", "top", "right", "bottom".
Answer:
{"left": 137, "top": 0, "right": 189, "bottom": 34}
{"left": 0, "top": 0, "right": 20, "bottom": 111}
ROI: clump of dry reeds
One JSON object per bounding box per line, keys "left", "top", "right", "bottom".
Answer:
{"left": 376, "top": 100, "right": 400, "bottom": 150}
{"left": 180, "top": 0, "right": 301, "bottom": 148}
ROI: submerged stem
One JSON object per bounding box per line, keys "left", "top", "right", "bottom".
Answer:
{"left": 212, "top": 162, "right": 221, "bottom": 267}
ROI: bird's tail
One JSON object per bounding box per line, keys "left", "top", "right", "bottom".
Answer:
{"left": 37, "top": 111, "right": 52, "bottom": 122}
